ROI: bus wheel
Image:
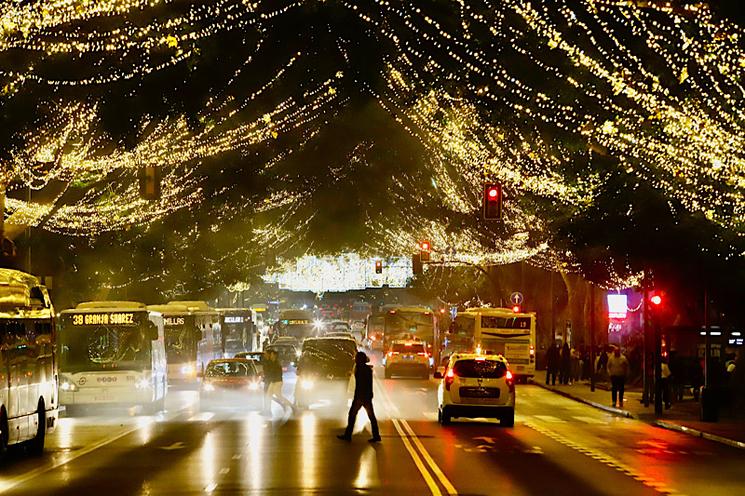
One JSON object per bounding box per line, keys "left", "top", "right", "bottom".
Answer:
{"left": 0, "top": 410, "right": 9, "bottom": 462}
{"left": 28, "top": 401, "right": 46, "bottom": 456}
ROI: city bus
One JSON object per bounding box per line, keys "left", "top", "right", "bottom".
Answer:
{"left": 0, "top": 269, "right": 58, "bottom": 456}
{"left": 218, "top": 308, "right": 256, "bottom": 357}
{"left": 275, "top": 308, "right": 316, "bottom": 341}
{"left": 381, "top": 305, "right": 438, "bottom": 364}
{"left": 448, "top": 307, "right": 536, "bottom": 382}
{"left": 147, "top": 301, "right": 222, "bottom": 381}
{"left": 365, "top": 312, "right": 385, "bottom": 350}
{"left": 58, "top": 301, "right": 167, "bottom": 412}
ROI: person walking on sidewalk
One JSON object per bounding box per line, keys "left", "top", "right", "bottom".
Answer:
{"left": 545, "top": 342, "right": 560, "bottom": 386}
{"left": 338, "top": 351, "right": 381, "bottom": 443}
{"left": 607, "top": 347, "right": 629, "bottom": 408}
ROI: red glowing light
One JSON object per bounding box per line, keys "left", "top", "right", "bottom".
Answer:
{"left": 651, "top": 295, "right": 662, "bottom": 306}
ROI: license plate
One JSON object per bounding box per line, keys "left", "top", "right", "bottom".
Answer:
{"left": 460, "top": 387, "right": 500, "bottom": 398}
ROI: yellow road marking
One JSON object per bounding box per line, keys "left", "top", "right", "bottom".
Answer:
{"left": 399, "top": 419, "right": 458, "bottom": 495}
{"left": 374, "top": 373, "right": 458, "bottom": 496}
{"left": 391, "top": 418, "right": 443, "bottom": 496}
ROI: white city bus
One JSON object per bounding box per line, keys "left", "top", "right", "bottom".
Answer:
{"left": 448, "top": 307, "right": 536, "bottom": 382}
{"left": 148, "top": 301, "right": 222, "bottom": 380}
{"left": 58, "top": 301, "right": 167, "bottom": 412}
{"left": 0, "top": 269, "right": 58, "bottom": 457}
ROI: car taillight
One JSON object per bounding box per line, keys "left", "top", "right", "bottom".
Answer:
{"left": 445, "top": 368, "right": 455, "bottom": 391}
{"left": 505, "top": 370, "right": 515, "bottom": 392}
{"left": 417, "top": 352, "right": 427, "bottom": 356}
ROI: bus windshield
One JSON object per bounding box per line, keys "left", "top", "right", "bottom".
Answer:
{"left": 60, "top": 325, "right": 150, "bottom": 373}
{"left": 452, "top": 315, "right": 475, "bottom": 336}
{"left": 385, "top": 311, "right": 433, "bottom": 337}
{"left": 165, "top": 324, "right": 197, "bottom": 363}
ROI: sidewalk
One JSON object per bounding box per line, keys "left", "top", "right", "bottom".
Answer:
{"left": 532, "top": 370, "right": 745, "bottom": 450}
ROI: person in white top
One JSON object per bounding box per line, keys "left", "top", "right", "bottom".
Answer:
{"left": 606, "top": 347, "right": 629, "bottom": 408}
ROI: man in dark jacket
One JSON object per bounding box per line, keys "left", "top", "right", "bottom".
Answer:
{"left": 545, "top": 342, "right": 560, "bottom": 386}
{"left": 338, "top": 351, "right": 381, "bottom": 442}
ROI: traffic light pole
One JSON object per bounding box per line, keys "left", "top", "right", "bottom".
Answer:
{"left": 642, "top": 287, "right": 650, "bottom": 407}
{"left": 654, "top": 310, "right": 663, "bottom": 416}
{"left": 590, "top": 284, "right": 596, "bottom": 393}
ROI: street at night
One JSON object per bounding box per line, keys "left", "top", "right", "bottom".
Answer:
{"left": 2, "top": 355, "right": 744, "bottom": 496}
{"left": 1, "top": 0, "right": 744, "bottom": 494}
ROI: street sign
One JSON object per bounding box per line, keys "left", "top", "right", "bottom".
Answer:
{"left": 510, "top": 292, "right": 523, "bottom": 305}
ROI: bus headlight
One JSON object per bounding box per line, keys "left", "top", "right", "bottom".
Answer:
{"left": 60, "top": 381, "right": 78, "bottom": 392}
{"left": 247, "top": 381, "right": 261, "bottom": 391}
{"left": 300, "top": 378, "right": 314, "bottom": 391}
{"left": 135, "top": 379, "right": 151, "bottom": 390}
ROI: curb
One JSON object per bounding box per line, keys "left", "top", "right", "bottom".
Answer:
{"left": 654, "top": 420, "right": 745, "bottom": 451}
{"left": 533, "top": 381, "right": 634, "bottom": 419}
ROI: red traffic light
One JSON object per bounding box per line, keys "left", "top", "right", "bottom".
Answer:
{"left": 650, "top": 294, "right": 662, "bottom": 306}
{"left": 483, "top": 183, "right": 502, "bottom": 220}
{"left": 374, "top": 260, "right": 383, "bottom": 274}
{"left": 512, "top": 305, "right": 521, "bottom": 313}
{"left": 419, "top": 240, "right": 431, "bottom": 252}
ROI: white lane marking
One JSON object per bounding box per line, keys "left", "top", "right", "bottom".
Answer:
{"left": 0, "top": 405, "right": 193, "bottom": 494}
{"left": 219, "top": 468, "right": 230, "bottom": 475}
{"left": 572, "top": 416, "right": 608, "bottom": 425}
{"left": 232, "top": 454, "right": 242, "bottom": 460}
{"left": 533, "top": 415, "right": 566, "bottom": 423}
{"left": 205, "top": 482, "right": 218, "bottom": 492}
{"left": 159, "top": 441, "right": 186, "bottom": 450}
{"left": 188, "top": 412, "right": 215, "bottom": 422}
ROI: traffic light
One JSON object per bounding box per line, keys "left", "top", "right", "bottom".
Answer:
{"left": 412, "top": 253, "right": 422, "bottom": 275}
{"left": 649, "top": 292, "right": 664, "bottom": 307}
{"left": 139, "top": 165, "right": 161, "bottom": 201}
{"left": 374, "top": 260, "right": 383, "bottom": 274}
{"left": 512, "top": 304, "right": 521, "bottom": 313}
{"left": 419, "top": 240, "right": 431, "bottom": 262}
{"left": 483, "top": 183, "right": 502, "bottom": 220}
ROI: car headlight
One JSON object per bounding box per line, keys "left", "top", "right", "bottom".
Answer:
{"left": 300, "top": 378, "right": 314, "bottom": 390}
{"left": 203, "top": 383, "right": 215, "bottom": 392}
{"left": 60, "top": 381, "right": 78, "bottom": 392}
{"left": 295, "top": 350, "right": 302, "bottom": 358}
{"left": 135, "top": 378, "right": 151, "bottom": 390}
{"left": 181, "top": 365, "right": 195, "bottom": 376}
{"left": 247, "top": 381, "right": 261, "bottom": 391}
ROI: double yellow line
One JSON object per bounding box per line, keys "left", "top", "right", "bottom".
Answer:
{"left": 375, "top": 376, "right": 458, "bottom": 495}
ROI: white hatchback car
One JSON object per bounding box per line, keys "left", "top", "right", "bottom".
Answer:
{"left": 435, "top": 354, "right": 515, "bottom": 427}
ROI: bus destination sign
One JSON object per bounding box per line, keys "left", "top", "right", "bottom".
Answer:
{"left": 71, "top": 313, "right": 136, "bottom": 326}
{"left": 164, "top": 317, "right": 186, "bottom": 326}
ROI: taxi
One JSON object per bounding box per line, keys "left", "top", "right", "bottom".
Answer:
{"left": 384, "top": 340, "right": 430, "bottom": 379}
{"left": 434, "top": 353, "right": 515, "bottom": 427}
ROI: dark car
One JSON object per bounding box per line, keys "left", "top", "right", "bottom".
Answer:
{"left": 294, "top": 337, "right": 357, "bottom": 409}
{"left": 265, "top": 342, "right": 299, "bottom": 368}
{"left": 200, "top": 358, "right": 263, "bottom": 410}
